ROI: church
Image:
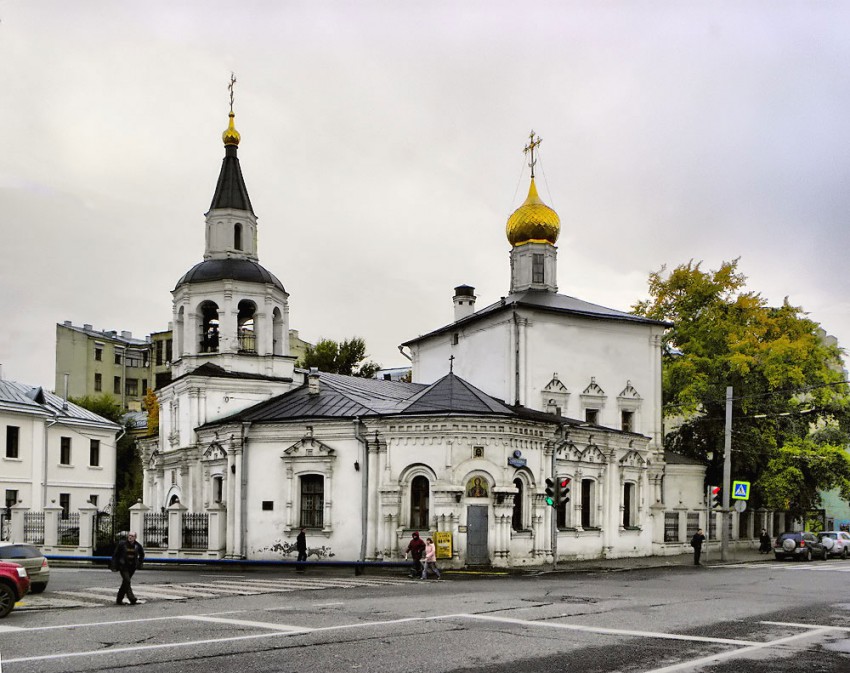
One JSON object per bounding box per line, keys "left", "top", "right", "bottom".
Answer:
{"left": 140, "top": 95, "right": 705, "bottom": 567}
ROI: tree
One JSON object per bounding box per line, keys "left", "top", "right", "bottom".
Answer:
{"left": 70, "top": 394, "right": 141, "bottom": 529}
{"left": 632, "top": 259, "right": 850, "bottom": 513}
{"left": 298, "top": 337, "right": 381, "bottom": 378}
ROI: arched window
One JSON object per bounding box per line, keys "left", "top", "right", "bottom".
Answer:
{"left": 511, "top": 478, "right": 523, "bottom": 531}
{"left": 234, "top": 223, "right": 243, "bottom": 250}
{"left": 272, "top": 307, "right": 284, "bottom": 356}
{"left": 212, "top": 476, "right": 223, "bottom": 504}
{"left": 199, "top": 301, "right": 219, "bottom": 353}
{"left": 623, "top": 482, "right": 635, "bottom": 527}
{"left": 410, "top": 476, "right": 429, "bottom": 529}
{"left": 237, "top": 300, "right": 256, "bottom": 353}
{"left": 581, "top": 479, "right": 595, "bottom": 529}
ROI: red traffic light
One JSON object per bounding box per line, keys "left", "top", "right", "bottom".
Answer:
{"left": 559, "top": 477, "right": 571, "bottom": 488}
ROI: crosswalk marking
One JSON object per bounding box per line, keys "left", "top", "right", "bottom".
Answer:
{"left": 720, "top": 561, "right": 850, "bottom": 572}
{"left": 43, "top": 575, "right": 415, "bottom": 608}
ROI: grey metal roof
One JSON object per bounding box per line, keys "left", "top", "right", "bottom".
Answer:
{"left": 0, "top": 380, "right": 122, "bottom": 429}
{"left": 403, "top": 289, "right": 670, "bottom": 345}
{"left": 208, "top": 145, "right": 254, "bottom": 215}
{"left": 174, "top": 258, "right": 285, "bottom": 292}
{"left": 58, "top": 323, "right": 150, "bottom": 347}
{"left": 401, "top": 373, "right": 515, "bottom": 416}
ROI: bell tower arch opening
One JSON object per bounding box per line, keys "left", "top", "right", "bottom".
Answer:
{"left": 199, "top": 301, "right": 220, "bottom": 353}
{"left": 237, "top": 299, "right": 257, "bottom": 353}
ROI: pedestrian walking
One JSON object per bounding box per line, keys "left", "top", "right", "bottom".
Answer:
{"left": 421, "top": 537, "right": 441, "bottom": 580}
{"left": 691, "top": 528, "right": 706, "bottom": 566}
{"left": 111, "top": 531, "right": 144, "bottom": 605}
{"left": 295, "top": 527, "right": 307, "bottom": 572}
{"left": 404, "top": 531, "right": 426, "bottom": 578}
{"left": 759, "top": 529, "right": 772, "bottom": 554}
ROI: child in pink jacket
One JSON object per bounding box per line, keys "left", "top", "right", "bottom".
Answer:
{"left": 421, "top": 537, "right": 441, "bottom": 580}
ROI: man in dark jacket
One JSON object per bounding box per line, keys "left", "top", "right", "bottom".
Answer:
{"left": 295, "top": 527, "right": 307, "bottom": 572}
{"left": 691, "top": 528, "right": 706, "bottom": 566}
{"left": 112, "top": 532, "right": 145, "bottom": 605}
{"left": 405, "top": 532, "right": 426, "bottom": 578}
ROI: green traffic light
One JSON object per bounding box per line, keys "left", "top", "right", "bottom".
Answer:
{"left": 545, "top": 496, "right": 555, "bottom": 506}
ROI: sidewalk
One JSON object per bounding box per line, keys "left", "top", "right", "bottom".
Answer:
{"left": 548, "top": 546, "right": 771, "bottom": 574}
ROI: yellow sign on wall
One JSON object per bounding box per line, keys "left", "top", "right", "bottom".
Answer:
{"left": 434, "top": 531, "right": 453, "bottom": 559}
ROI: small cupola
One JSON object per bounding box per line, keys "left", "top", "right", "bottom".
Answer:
{"left": 453, "top": 285, "right": 476, "bottom": 322}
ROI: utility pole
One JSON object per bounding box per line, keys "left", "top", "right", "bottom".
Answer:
{"left": 721, "top": 385, "right": 733, "bottom": 561}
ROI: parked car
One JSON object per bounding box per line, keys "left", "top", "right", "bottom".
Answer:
{"left": 0, "top": 560, "right": 30, "bottom": 618}
{"left": 0, "top": 542, "right": 50, "bottom": 593}
{"left": 818, "top": 531, "right": 850, "bottom": 559}
{"left": 774, "top": 531, "right": 828, "bottom": 561}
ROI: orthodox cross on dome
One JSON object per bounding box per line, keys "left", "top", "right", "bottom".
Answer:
{"left": 523, "top": 130, "right": 542, "bottom": 179}
{"left": 228, "top": 72, "right": 237, "bottom": 113}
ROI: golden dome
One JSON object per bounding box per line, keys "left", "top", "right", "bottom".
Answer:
{"left": 506, "top": 178, "right": 560, "bottom": 246}
{"left": 222, "top": 111, "right": 241, "bottom": 146}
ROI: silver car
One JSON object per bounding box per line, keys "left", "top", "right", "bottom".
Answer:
{"left": 818, "top": 531, "right": 850, "bottom": 559}
{"left": 0, "top": 542, "right": 50, "bottom": 593}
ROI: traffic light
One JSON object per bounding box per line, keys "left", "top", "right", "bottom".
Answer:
{"left": 558, "top": 477, "right": 571, "bottom": 506}
{"left": 545, "top": 478, "right": 556, "bottom": 507}
{"left": 709, "top": 485, "right": 721, "bottom": 508}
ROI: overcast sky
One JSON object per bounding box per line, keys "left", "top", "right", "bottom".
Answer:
{"left": 1, "top": 1, "right": 848, "bottom": 389}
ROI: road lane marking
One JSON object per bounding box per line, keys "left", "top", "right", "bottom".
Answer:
{"left": 452, "top": 614, "right": 754, "bottom": 645}
{"left": 181, "top": 615, "right": 310, "bottom": 632}
{"left": 642, "top": 626, "right": 839, "bottom": 673}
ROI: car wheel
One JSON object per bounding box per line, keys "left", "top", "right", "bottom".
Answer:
{"left": 0, "top": 583, "right": 15, "bottom": 619}
{"left": 30, "top": 583, "right": 47, "bottom": 594}
{"left": 805, "top": 549, "right": 813, "bottom": 562}
{"left": 842, "top": 547, "right": 848, "bottom": 560}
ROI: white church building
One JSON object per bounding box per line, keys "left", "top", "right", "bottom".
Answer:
{"left": 140, "top": 107, "right": 706, "bottom": 567}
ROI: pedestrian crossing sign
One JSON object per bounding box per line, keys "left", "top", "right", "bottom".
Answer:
{"left": 732, "top": 481, "right": 750, "bottom": 500}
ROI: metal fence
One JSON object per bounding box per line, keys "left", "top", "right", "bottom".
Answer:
{"left": 143, "top": 512, "right": 168, "bottom": 548}
{"left": 24, "top": 511, "right": 45, "bottom": 545}
{"left": 58, "top": 512, "right": 80, "bottom": 545}
{"left": 182, "top": 513, "right": 208, "bottom": 549}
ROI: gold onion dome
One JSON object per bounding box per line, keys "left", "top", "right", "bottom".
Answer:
{"left": 506, "top": 178, "right": 560, "bottom": 246}
{"left": 222, "top": 111, "right": 241, "bottom": 146}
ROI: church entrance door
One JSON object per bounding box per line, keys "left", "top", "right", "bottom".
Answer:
{"left": 466, "top": 505, "right": 489, "bottom": 565}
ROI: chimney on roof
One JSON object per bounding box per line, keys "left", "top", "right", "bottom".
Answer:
{"left": 84, "top": 324, "right": 93, "bottom": 331}
{"left": 453, "top": 285, "right": 476, "bottom": 322}
{"left": 121, "top": 331, "right": 132, "bottom": 339}
{"left": 308, "top": 367, "right": 320, "bottom": 395}
{"left": 63, "top": 320, "right": 72, "bottom": 326}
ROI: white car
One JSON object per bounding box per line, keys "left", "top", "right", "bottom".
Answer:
{"left": 818, "top": 531, "right": 850, "bottom": 559}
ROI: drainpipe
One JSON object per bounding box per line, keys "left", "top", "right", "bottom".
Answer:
{"left": 397, "top": 345, "right": 412, "bottom": 362}
{"left": 240, "top": 421, "right": 251, "bottom": 559}
{"left": 43, "top": 411, "right": 61, "bottom": 509}
{"left": 512, "top": 310, "right": 521, "bottom": 405}
{"left": 354, "top": 417, "right": 369, "bottom": 562}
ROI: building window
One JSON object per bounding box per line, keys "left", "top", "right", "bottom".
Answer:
{"left": 89, "top": 439, "right": 100, "bottom": 467}
{"left": 142, "top": 379, "right": 148, "bottom": 395}
{"left": 5, "top": 426, "right": 19, "bottom": 459}
{"left": 300, "top": 475, "right": 324, "bottom": 528}
{"left": 126, "top": 379, "right": 139, "bottom": 397}
{"left": 511, "top": 478, "right": 523, "bottom": 531}
{"left": 126, "top": 351, "right": 143, "bottom": 368}
{"left": 4, "top": 489, "right": 17, "bottom": 515}
{"left": 114, "top": 352, "right": 123, "bottom": 365}
{"left": 114, "top": 376, "right": 122, "bottom": 394}
{"left": 451, "top": 333, "right": 459, "bottom": 345}
{"left": 410, "top": 476, "right": 430, "bottom": 529}
{"left": 94, "top": 347, "right": 103, "bottom": 361}
{"left": 156, "top": 341, "right": 164, "bottom": 366}
{"left": 621, "top": 410, "right": 634, "bottom": 433}
{"left": 60, "top": 437, "right": 72, "bottom": 465}
{"left": 585, "top": 408, "right": 599, "bottom": 424}
{"left": 234, "top": 222, "right": 243, "bottom": 250}
{"left": 262, "top": 500, "right": 273, "bottom": 511}
{"left": 623, "top": 482, "right": 635, "bottom": 527}
{"left": 213, "top": 476, "right": 223, "bottom": 504}
{"left": 166, "top": 339, "right": 173, "bottom": 362}
{"left": 532, "top": 253, "right": 545, "bottom": 284}
{"left": 89, "top": 495, "right": 98, "bottom": 508}
{"left": 59, "top": 493, "right": 70, "bottom": 519}
{"left": 581, "top": 479, "right": 595, "bottom": 528}
{"left": 94, "top": 373, "right": 102, "bottom": 392}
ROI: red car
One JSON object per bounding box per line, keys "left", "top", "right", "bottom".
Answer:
{"left": 0, "top": 560, "right": 30, "bottom": 618}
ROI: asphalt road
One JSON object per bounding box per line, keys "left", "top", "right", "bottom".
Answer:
{"left": 2, "top": 559, "right": 850, "bottom": 672}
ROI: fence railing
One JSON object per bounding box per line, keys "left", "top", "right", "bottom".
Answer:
{"left": 182, "top": 513, "right": 209, "bottom": 549}
{"left": 24, "top": 511, "right": 45, "bottom": 545}
{"left": 143, "top": 512, "right": 168, "bottom": 548}
{"left": 58, "top": 513, "right": 81, "bottom": 546}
